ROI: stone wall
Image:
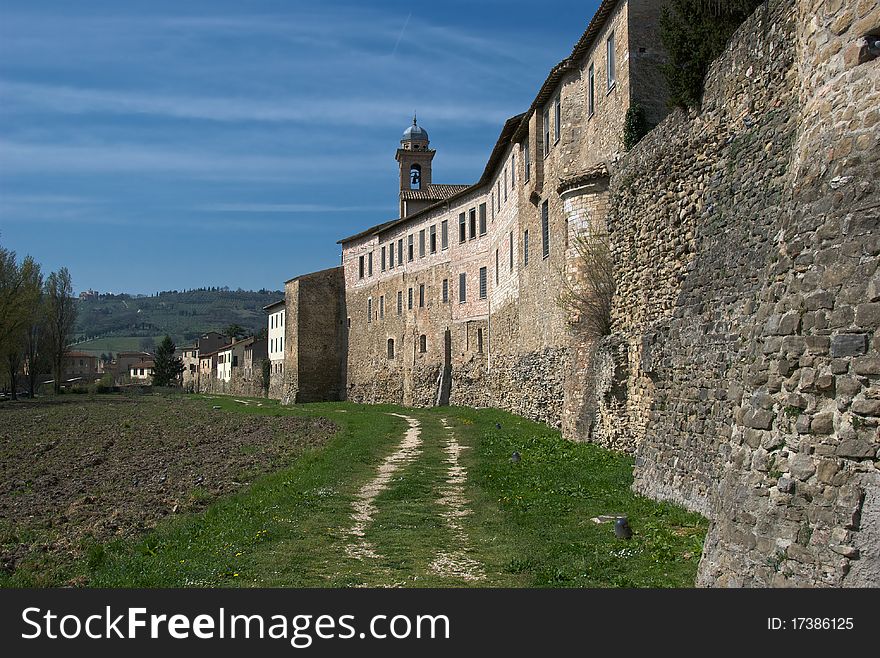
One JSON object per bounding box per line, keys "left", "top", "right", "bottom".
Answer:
{"left": 282, "top": 267, "right": 345, "bottom": 404}
{"left": 595, "top": 0, "right": 880, "bottom": 586}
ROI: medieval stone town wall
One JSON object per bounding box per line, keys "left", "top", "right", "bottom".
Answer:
{"left": 593, "top": 0, "right": 880, "bottom": 586}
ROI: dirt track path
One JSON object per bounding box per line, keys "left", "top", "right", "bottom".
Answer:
{"left": 342, "top": 412, "right": 484, "bottom": 583}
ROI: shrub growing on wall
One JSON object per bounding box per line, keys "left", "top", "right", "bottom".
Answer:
{"left": 558, "top": 231, "right": 615, "bottom": 338}
{"left": 660, "top": 0, "right": 764, "bottom": 108}
{"left": 623, "top": 104, "right": 651, "bottom": 150}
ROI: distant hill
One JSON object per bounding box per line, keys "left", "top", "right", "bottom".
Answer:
{"left": 71, "top": 288, "right": 283, "bottom": 355}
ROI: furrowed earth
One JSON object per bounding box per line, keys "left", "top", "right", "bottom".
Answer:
{"left": 0, "top": 394, "right": 334, "bottom": 584}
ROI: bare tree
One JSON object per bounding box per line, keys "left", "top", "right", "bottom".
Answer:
{"left": 45, "top": 268, "right": 77, "bottom": 394}
{"left": 557, "top": 229, "right": 615, "bottom": 338}
{"left": 0, "top": 247, "right": 42, "bottom": 398}
{"left": 23, "top": 268, "right": 47, "bottom": 397}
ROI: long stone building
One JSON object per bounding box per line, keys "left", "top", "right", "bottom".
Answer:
{"left": 276, "top": 0, "right": 880, "bottom": 587}
{"left": 278, "top": 0, "right": 666, "bottom": 430}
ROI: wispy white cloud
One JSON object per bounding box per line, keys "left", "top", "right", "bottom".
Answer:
{"left": 0, "top": 80, "right": 514, "bottom": 127}
{"left": 195, "top": 202, "right": 392, "bottom": 213}
{"left": 0, "top": 138, "right": 391, "bottom": 182}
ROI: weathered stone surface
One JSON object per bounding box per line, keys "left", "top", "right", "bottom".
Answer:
{"left": 836, "top": 439, "right": 877, "bottom": 460}
{"left": 789, "top": 453, "right": 817, "bottom": 481}
{"left": 852, "top": 399, "right": 880, "bottom": 416}
{"left": 830, "top": 334, "right": 868, "bottom": 357}
{"left": 810, "top": 413, "right": 835, "bottom": 435}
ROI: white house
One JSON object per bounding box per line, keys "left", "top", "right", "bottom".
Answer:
{"left": 217, "top": 346, "right": 234, "bottom": 382}
{"left": 264, "top": 299, "right": 285, "bottom": 376}
{"left": 129, "top": 361, "right": 154, "bottom": 381}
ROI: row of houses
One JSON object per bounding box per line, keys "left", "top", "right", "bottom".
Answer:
{"left": 179, "top": 327, "right": 271, "bottom": 393}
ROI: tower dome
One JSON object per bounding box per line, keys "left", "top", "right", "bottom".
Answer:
{"left": 401, "top": 115, "right": 429, "bottom": 146}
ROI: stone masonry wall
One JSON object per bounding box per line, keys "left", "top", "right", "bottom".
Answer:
{"left": 597, "top": 0, "right": 880, "bottom": 586}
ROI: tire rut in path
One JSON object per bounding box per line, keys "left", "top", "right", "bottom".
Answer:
{"left": 428, "top": 417, "right": 485, "bottom": 582}
{"left": 344, "top": 413, "right": 422, "bottom": 562}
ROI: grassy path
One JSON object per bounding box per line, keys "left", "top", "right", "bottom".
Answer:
{"left": 66, "top": 396, "right": 707, "bottom": 587}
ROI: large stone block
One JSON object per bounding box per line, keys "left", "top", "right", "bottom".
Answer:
{"left": 830, "top": 333, "right": 868, "bottom": 357}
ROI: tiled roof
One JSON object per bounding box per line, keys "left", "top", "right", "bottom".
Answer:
{"left": 64, "top": 351, "right": 96, "bottom": 358}
{"left": 399, "top": 184, "right": 470, "bottom": 201}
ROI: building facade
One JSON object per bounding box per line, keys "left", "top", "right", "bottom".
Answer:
{"left": 278, "top": 0, "right": 668, "bottom": 431}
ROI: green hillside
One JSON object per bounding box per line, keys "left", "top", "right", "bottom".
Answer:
{"left": 71, "top": 288, "right": 283, "bottom": 354}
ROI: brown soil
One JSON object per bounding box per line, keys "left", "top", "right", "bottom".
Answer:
{"left": 0, "top": 394, "right": 335, "bottom": 575}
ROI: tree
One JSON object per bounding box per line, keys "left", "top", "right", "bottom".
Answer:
{"left": 18, "top": 261, "right": 44, "bottom": 398}
{"left": 261, "top": 358, "right": 271, "bottom": 396}
{"left": 660, "top": 0, "right": 763, "bottom": 108}
{"left": 0, "top": 246, "right": 42, "bottom": 398}
{"left": 139, "top": 336, "right": 156, "bottom": 352}
{"left": 223, "top": 323, "right": 247, "bottom": 340}
{"left": 152, "top": 335, "right": 184, "bottom": 386}
{"left": 45, "top": 268, "right": 77, "bottom": 394}
{"left": 558, "top": 229, "right": 616, "bottom": 339}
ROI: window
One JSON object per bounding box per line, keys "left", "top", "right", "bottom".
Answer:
{"left": 381, "top": 246, "right": 386, "bottom": 271}
{"left": 459, "top": 213, "right": 466, "bottom": 243}
{"left": 477, "top": 328, "right": 484, "bottom": 354}
{"left": 358, "top": 255, "right": 364, "bottom": 279}
{"left": 510, "top": 153, "right": 515, "bottom": 187}
{"left": 430, "top": 224, "right": 437, "bottom": 253}
{"left": 554, "top": 96, "right": 561, "bottom": 143}
{"left": 469, "top": 208, "right": 477, "bottom": 239}
{"left": 419, "top": 283, "right": 425, "bottom": 308}
{"left": 479, "top": 203, "right": 487, "bottom": 235}
{"left": 379, "top": 295, "right": 385, "bottom": 319}
{"left": 397, "top": 291, "right": 403, "bottom": 315}
{"left": 368, "top": 251, "right": 373, "bottom": 277}
{"left": 524, "top": 229, "right": 530, "bottom": 267}
{"left": 495, "top": 249, "right": 499, "bottom": 284}
{"left": 387, "top": 338, "right": 395, "bottom": 359}
{"left": 441, "top": 220, "right": 448, "bottom": 250}
{"left": 503, "top": 168, "right": 507, "bottom": 202}
{"left": 397, "top": 239, "right": 403, "bottom": 265}
{"left": 542, "top": 200, "right": 550, "bottom": 258}
{"left": 408, "top": 234, "right": 414, "bottom": 261}
{"left": 419, "top": 334, "right": 427, "bottom": 353}
{"left": 442, "top": 278, "right": 449, "bottom": 303}
{"left": 524, "top": 142, "right": 530, "bottom": 182}
{"left": 479, "top": 267, "right": 487, "bottom": 299}
{"left": 419, "top": 229, "right": 426, "bottom": 258}
{"left": 367, "top": 297, "right": 372, "bottom": 323}
{"left": 543, "top": 108, "right": 550, "bottom": 156}
{"left": 491, "top": 193, "right": 494, "bottom": 219}
{"left": 607, "top": 32, "right": 616, "bottom": 89}
{"left": 588, "top": 63, "right": 595, "bottom": 116}
{"left": 389, "top": 242, "right": 395, "bottom": 268}
{"left": 459, "top": 273, "right": 466, "bottom": 303}
{"left": 509, "top": 231, "right": 514, "bottom": 271}
{"left": 408, "top": 287, "right": 413, "bottom": 310}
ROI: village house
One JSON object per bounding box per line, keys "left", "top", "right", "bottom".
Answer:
{"left": 265, "top": 300, "right": 285, "bottom": 377}
{"left": 129, "top": 361, "right": 155, "bottom": 381}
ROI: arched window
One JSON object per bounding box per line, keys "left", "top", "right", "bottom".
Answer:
{"left": 387, "top": 338, "right": 395, "bottom": 359}
{"left": 410, "top": 164, "right": 422, "bottom": 190}
{"left": 419, "top": 334, "right": 427, "bottom": 353}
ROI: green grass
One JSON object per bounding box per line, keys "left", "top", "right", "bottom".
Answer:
{"left": 7, "top": 395, "right": 708, "bottom": 587}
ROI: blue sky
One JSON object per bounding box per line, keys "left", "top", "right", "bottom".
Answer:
{"left": 0, "top": 0, "right": 599, "bottom": 294}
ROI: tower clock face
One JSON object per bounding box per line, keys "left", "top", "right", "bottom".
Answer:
{"left": 410, "top": 166, "right": 421, "bottom": 189}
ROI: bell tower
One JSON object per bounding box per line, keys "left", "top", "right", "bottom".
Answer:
{"left": 396, "top": 115, "right": 435, "bottom": 217}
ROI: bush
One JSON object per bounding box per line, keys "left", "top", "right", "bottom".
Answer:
{"left": 623, "top": 104, "right": 651, "bottom": 150}
{"left": 660, "top": 0, "right": 764, "bottom": 109}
